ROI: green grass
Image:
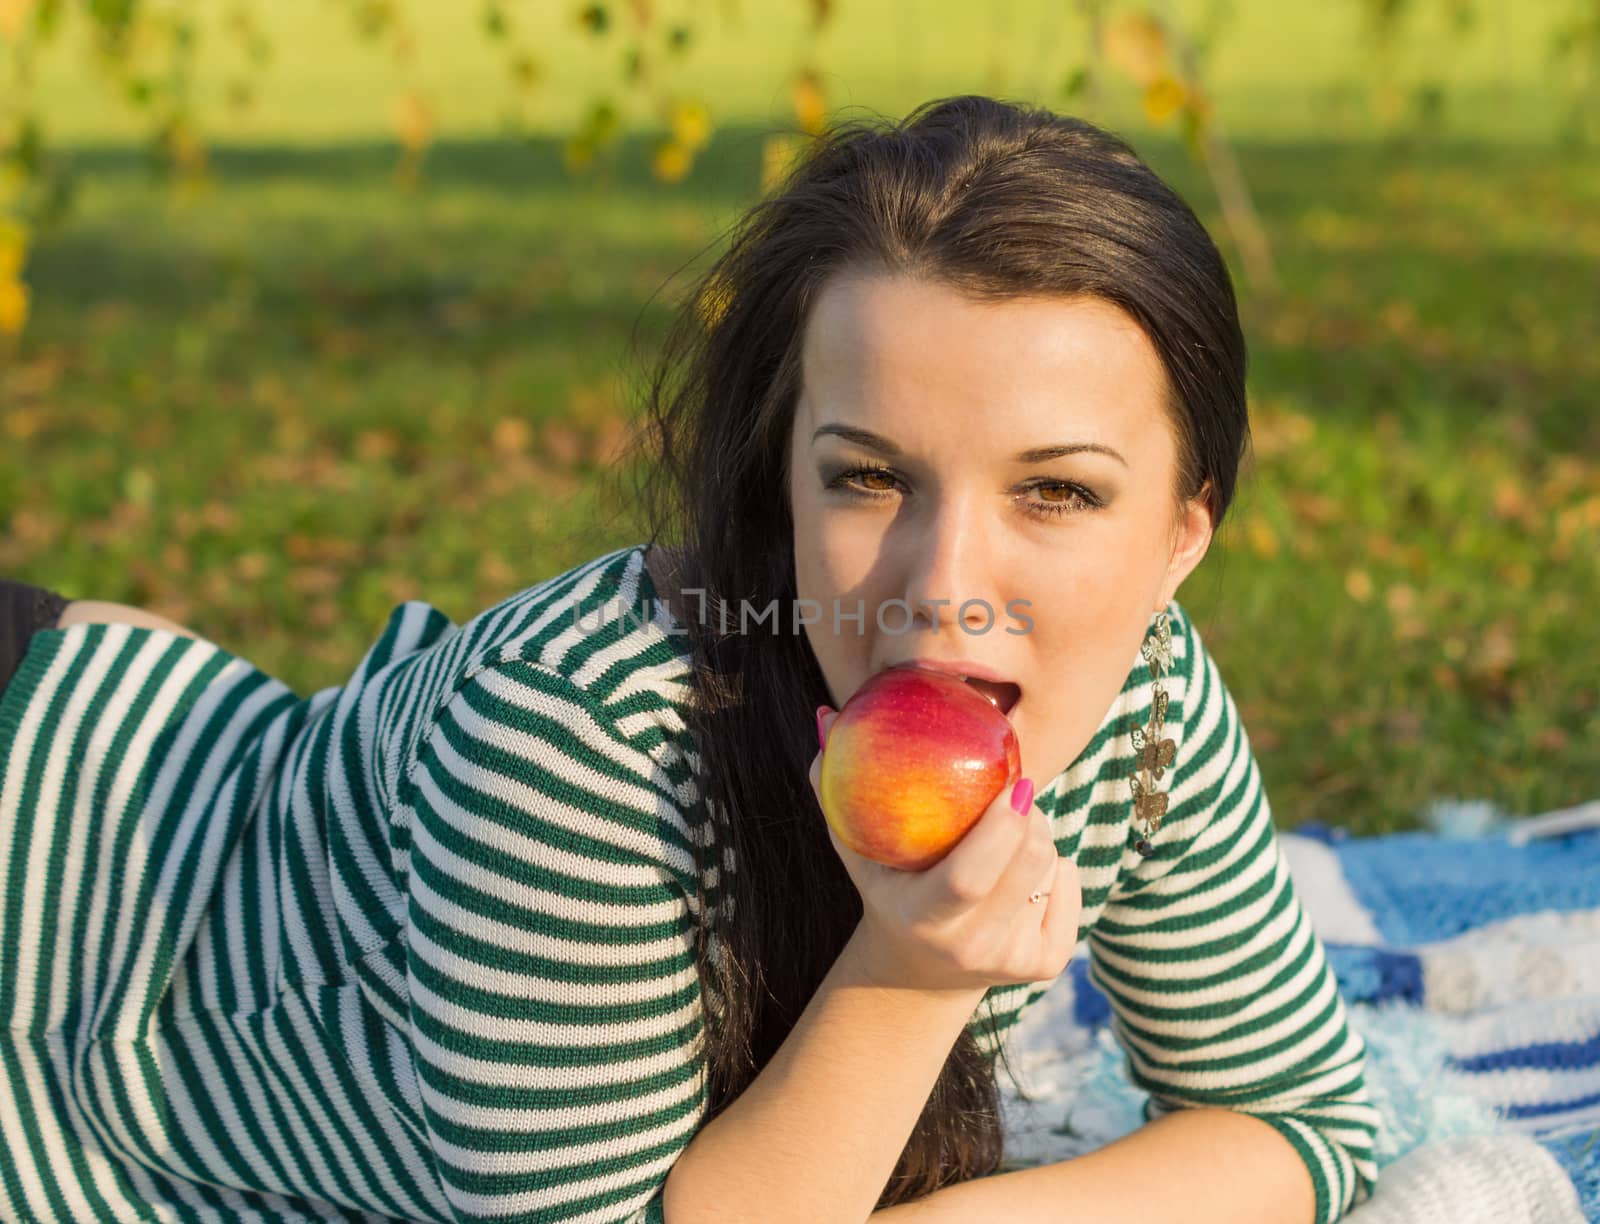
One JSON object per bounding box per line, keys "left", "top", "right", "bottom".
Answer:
{"left": 2, "top": 4, "right": 1597, "bottom": 835}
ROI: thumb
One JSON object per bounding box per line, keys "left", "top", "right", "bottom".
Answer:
{"left": 815, "top": 704, "right": 839, "bottom": 752}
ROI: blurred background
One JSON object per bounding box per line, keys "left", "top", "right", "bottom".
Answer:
{"left": 0, "top": 0, "right": 1595, "bottom": 834}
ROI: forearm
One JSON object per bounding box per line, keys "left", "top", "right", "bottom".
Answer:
{"left": 54, "top": 600, "right": 200, "bottom": 639}
{"left": 869, "top": 1106, "right": 1317, "bottom": 1224}
{"left": 663, "top": 923, "right": 988, "bottom": 1224}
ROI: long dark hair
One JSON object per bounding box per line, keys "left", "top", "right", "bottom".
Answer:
{"left": 615, "top": 94, "right": 1250, "bottom": 1210}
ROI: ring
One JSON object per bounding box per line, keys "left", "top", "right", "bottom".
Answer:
{"left": 1028, "top": 890, "right": 1050, "bottom": 904}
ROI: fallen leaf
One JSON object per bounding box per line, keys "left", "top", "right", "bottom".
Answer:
{"left": 492, "top": 417, "right": 532, "bottom": 455}
{"left": 543, "top": 421, "right": 586, "bottom": 469}
{"left": 1246, "top": 517, "right": 1279, "bottom": 559}
{"left": 1384, "top": 583, "right": 1417, "bottom": 616}
{"left": 1534, "top": 727, "right": 1569, "bottom": 752}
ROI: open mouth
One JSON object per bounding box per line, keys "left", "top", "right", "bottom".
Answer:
{"left": 960, "top": 677, "right": 1022, "bottom": 718}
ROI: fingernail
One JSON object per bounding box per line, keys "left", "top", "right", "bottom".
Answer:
{"left": 1010, "top": 777, "right": 1034, "bottom": 814}
{"left": 816, "top": 705, "right": 833, "bottom": 751}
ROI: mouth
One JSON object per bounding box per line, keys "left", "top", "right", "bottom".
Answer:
{"left": 961, "top": 676, "right": 1023, "bottom": 718}
{"left": 887, "top": 659, "right": 1024, "bottom": 718}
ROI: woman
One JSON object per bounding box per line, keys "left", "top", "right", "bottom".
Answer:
{"left": 0, "top": 96, "right": 1379, "bottom": 1223}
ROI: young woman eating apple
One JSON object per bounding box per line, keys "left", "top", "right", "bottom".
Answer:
{"left": 0, "top": 95, "right": 1377, "bottom": 1224}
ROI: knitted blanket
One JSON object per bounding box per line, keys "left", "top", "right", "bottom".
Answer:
{"left": 998, "top": 798, "right": 1600, "bottom": 1223}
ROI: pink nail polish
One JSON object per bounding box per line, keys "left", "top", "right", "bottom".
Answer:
{"left": 1010, "top": 777, "right": 1034, "bottom": 814}
{"left": 1004, "top": 777, "right": 1030, "bottom": 816}
{"left": 816, "top": 706, "right": 831, "bottom": 751}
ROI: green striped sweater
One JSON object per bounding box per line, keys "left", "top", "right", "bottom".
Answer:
{"left": 0, "top": 543, "right": 1379, "bottom": 1223}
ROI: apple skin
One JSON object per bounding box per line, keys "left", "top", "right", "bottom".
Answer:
{"left": 818, "top": 666, "right": 1021, "bottom": 871}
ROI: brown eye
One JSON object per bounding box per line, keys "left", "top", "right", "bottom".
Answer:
{"left": 825, "top": 463, "right": 902, "bottom": 499}
{"left": 1019, "top": 480, "right": 1101, "bottom": 521}
{"left": 855, "top": 469, "right": 895, "bottom": 492}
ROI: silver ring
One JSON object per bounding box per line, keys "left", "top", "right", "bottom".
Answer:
{"left": 1028, "top": 890, "right": 1050, "bottom": 904}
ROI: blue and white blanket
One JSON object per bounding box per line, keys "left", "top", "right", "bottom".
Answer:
{"left": 999, "top": 798, "right": 1600, "bottom": 1222}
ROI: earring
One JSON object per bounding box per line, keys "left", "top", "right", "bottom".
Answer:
{"left": 1129, "top": 610, "right": 1175, "bottom": 857}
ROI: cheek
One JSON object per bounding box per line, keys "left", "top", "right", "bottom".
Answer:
{"left": 1025, "top": 538, "right": 1135, "bottom": 633}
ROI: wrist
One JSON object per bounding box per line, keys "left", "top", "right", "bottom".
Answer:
{"left": 841, "top": 922, "right": 991, "bottom": 1007}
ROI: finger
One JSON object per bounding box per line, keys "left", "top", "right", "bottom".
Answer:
{"left": 808, "top": 707, "right": 840, "bottom": 805}
{"left": 1038, "top": 856, "right": 1082, "bottom": 967}
{"left": 933, "top": 778, "right": 1034, "bottom": 905}
{"left": 821, "top": 707, "right": 839, "bottom": 746}
{"left": 989, "top": 797, "right": 1059, "bottom": 910}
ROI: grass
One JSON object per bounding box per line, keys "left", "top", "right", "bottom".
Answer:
{"left": 1, "top": 4, "right": 1597, "bottom": 835}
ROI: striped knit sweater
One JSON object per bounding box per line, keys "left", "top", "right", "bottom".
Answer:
{"left": 0, "top": 542, "right": 1379, "bottom": 1223}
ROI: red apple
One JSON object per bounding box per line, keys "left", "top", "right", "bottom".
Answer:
{"left": 818, "top": 666, "right": 1022, "bottom": 871}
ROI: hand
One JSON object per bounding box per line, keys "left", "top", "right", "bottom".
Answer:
{"left": 810, "top": 708, "right": 1083, "bottom": 994}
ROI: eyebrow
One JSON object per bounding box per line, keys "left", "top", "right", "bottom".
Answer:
{"left": 811, "top": 423, "right": 1129, "bottom": 468}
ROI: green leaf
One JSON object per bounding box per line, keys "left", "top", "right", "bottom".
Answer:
{"left": 35, "top": 0, "right": 65, "bottom": 42}
{"left": 1059, "top": 66, "right": 1091, "bottom": 99}
{"left": 15, "top": 118, "right": 42, "bottom": 174}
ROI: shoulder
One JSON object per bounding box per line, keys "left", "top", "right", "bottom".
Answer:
{"left": 400, "top": 655, "right": 713, "bottom": 927}
{"left": 381, "top": 544, "right": 693, "bottom": 757}
{"left": 463, "top": 542, "right": 691, "bottom": 714}
{"left": 396, "top": 546, "right": 708, "bottom": 887}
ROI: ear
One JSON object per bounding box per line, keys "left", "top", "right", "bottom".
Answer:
{"left": 1156, "top": 480, "right": 1215, "bottom": 612}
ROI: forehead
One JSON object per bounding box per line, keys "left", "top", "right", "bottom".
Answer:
{"left": 796, "top": 270, "right": 1170, "bottom": 442}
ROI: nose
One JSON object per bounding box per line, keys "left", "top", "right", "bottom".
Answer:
{"left": 900, "top": 500, "right": 996, "bottom": 634}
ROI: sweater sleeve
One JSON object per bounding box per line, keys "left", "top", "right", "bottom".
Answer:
{"left": 400, "top": 657, "right": 706, "bottom": 1224}
{"left": 1084, "top": 606, "right": 1382, "bottom": 1224}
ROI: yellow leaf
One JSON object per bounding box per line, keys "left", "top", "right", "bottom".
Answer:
{"left": 477, "top": 549, "right": 517, "bottom": 588}
{"left": 166, "top": 121, "right": 208, "bottom": 176}
{"left": 393, "top": 91, "right": 434, "bottom": 153}
{"left": 0, "top": 0, "right": 31, "bottom": 39}
{"left": 1384, "top": 583, "right": 1417, "bottom": 616}
{"left": 1496, "top": 559, "right": 1533, "bottom": 590}
{"left": 3, "top": 407, "right": 39, "bottom": 438}
{"left": 0, "top": 277, "right": 28, "bottom": 335}
{"left": 1142, "top": 75, "right": 1186, "bottom": 124}
{"left": 1103, "top": 11, "right": 1168, "bottom": 87}
{"left": 1246, "top": 517, "right": 1279, "bottom": 559}
{"left": 233, "top": 550, "right": 270, "bottom": 579}
{"left": 651, "top": 140, "right": 692, "bottom": 183}
{"left": 761, "top": 132, "right": 806, "bottom": 195}
{"left": 355, "top": 428, "right": 400, "bottom": 461}
{"left": 492, "top": 417, "right": 531, "bottom": 455}
{"left": 1344, "top": 569, "right": 1374, "bottom": 603}
{"left": 669, "top": 99, "right": 712, "bottom": 151}
{"left": 790, "top": 70, "right": 826, "bottom": 136}
{"left": 1491, "top": 479, "right": 1530, "bottom": 523}
{"left": 0, "top": 234, "right": 23, "bottom": 281}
